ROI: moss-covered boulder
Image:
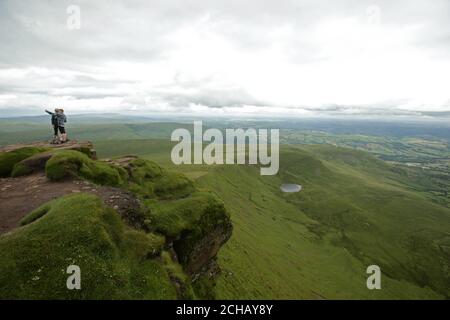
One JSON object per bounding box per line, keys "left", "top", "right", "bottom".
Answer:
{"left": 0, "top": 193, "right": 182, "bottom": 299}
{"left": 45, "top": 150, "right": 128, "bottom": 186}
{"left": 126, "top": 158, "right": 195, "bottom": 199}
{"left": 11, "top": 151, "right": 54, "bottom": 177}
{"left": 10, "top": 142, "right": 96, "bottom": 178}
{"left": 117, "top": 158, "right": 232, "bottom": 295}
{"left": 0, "top": 147, "right": 49, "bottom": 177}
{"left": 146, "top": 192, "right": 232, "bottom": 276}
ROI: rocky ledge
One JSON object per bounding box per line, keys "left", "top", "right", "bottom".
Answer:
{"left": 0, "top": 141, "right": 232, "bottom": 299}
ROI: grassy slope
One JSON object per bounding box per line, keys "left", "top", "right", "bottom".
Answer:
{"left": 0, "top": 193, "right": 176, "bottom": 299}
{"left": 202, "top": 146, "right": 449, "bottom": 299}
{"left": 94, "top": 140, "right": 450, "bottom": 299}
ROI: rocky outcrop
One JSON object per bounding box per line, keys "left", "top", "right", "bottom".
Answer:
{"left": 1, "top": 140, "right": 97, "bottom": 177}
{"left": 0, "top": 140, "right": 97, "bottom": 158}
{"left": 0, "top": 141, "right": 232, "bottom": 299}
{"left": 176, "top": 222, "right": 232, "bottom": 277}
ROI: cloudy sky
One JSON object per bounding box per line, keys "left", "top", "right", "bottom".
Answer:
{"left": 0, "top": 0, "right": 449, "bottom": 117}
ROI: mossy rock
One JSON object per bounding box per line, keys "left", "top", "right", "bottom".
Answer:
{"left": 191, "top": 265, "right": 219, "bottom": 299}
{"left": 123, "top": 229, "right": 166, "bottom": 260}
{"left": 11, "top": 151, "right": 54, "bottom": 177}
{"left": 0, "top": 193, "right": 180, "bottom": 299}
{"left": 160, "top": 250, "right": 196, "bottom": 299}
{"left": 1, "top": 146, "right": 230, "bottom": 299}
{"left": 0, "top": 147, "right": 49, "bottom": 177}
{"left": 128, "top": 158, "right": 163, "bottom": 182}
{"left": 45, "top": 150, "right": 128, "bottom": 186}
{"left": 153, "top": 171, "right": 195, "bottom": 199}
{"left": 127, "top": 158, "right": 195, "bottom": 199}
{"left": 7, "top": 143, "right": 97, "bottom": 178}
{"left": 146, "top": 192, "right": 232, "bottom": 274}
{"left": 11, "top": 162, "right": 34, "bottom": 177}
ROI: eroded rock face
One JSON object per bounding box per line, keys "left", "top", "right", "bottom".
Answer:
{"left": 115, "top": 156, "right": 233, "bottom": 296}
{"left": 174, "top": 216, "right": 232, "bottom": 277}
{"left": 99, "top": 186, "right": 146, "bottom": 229}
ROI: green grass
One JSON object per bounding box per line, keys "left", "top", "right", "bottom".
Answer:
{"left": 45, "top": 150, "right": 128, "bottom": 186}
{"left": 96, "top": 139, "right": 175, "bottom": 163}
{"left": 94, "top": 139, "right": 450, "bottom": 299}
{"left": 0, "top": 122, "right": 191, "bottom": 146}
{"left": 127, "top": 158, "right": 195, "bottom": 200}
{"left": 145, "top": 192, "right": 228, "bottom": 237}
{"left": 0, "top": 193, "right": 178, "bottom": 299}
{"left": 11, "top": 161, "right": 35, "bottom": 177}
{"left": 2, "top": 128, "right": 449, "bottom": 299}
{"left": 0, "top": 147, "right": 49, "bottom": 177}
{"left": 125, "top": 158, "right": 231, "bottom": 282}
{"left": 0, "top": 146, "right": 232, "bottom": 299}
{"left": 145, "top": 191, "right": 231, "bottom": 270}
{"left": 160, "top": 251, "right": 196, "bottom": 299}
{"left": 208, "top": 146, "right": 450, "bottom": 299}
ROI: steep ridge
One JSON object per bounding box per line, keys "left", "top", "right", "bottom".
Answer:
{"left": 0, "top": 141, "right": 232, "bottom": 299}
{"left": 90, "top": 139, "right": 450, "bottom": 299}
{"left": 196, "top": 145, "right": 450, "bottom": 299}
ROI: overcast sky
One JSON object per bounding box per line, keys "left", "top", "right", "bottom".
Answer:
{"left": 0, "top": 0, "right": 449, "bottom": 117}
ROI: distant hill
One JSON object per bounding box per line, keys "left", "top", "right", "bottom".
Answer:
{"left": 0, "top": 119, "right": 193, "bottom": 146}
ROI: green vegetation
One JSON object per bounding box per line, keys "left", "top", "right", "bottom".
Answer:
{"left": 20, "top": 202, "right": 52, "bottom": 226}
{"left": 160, "top": 251, "right": 196, "bottom": 299}
{"left": 0, "top": 145, "right": 231, "bottom": 299}
{"left": 1, "top": 116, "right": 449, "bottom": 299}
{"left": 281, "top": 129, "right": 450, "bottom": 207}
{"left": 282, "top": 129, "right": 450, "bottom": 165}
{"left": 45, "top": 150, "right": 128, "bottom": 186}
{"left": 203, "top": 146, "right": 450, "bottom": 299}
{"left": 146, "top": 191, "right": 231, "bottom": 270}
{"left": 146, "top": 192, "right": 227, "bottom": 237}
{"left": 0, "top": 120, "right": 191, "bottom": 146}
{"left": 11, "top": 161, "right": 35, "bottom": 177}
{"left": 0, "top": 193, "right": 178, "bottom": 299}
{"left": 123, "top": 158, "right": 231, "bottom": 289}
{"left": 94, "top": 138, "right": 449, "bottom": 299}
{"left": 0, "top": 146, "right": 48, "bottom": 177}
{"left": 97, "top": 139, "right": 174, "bottom": 162}
{"left": 127, "top": 158, "right": 195, "bottom": 199}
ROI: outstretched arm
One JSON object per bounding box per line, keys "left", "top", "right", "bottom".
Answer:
{"left": 45, "top": 109, "right": 54, "bottom": 115}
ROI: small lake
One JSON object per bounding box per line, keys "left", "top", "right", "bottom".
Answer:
{"left": 280, "top": 183, "right": 302, "bottom": 193}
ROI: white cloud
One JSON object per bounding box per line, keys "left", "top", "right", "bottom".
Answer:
{"left": 0, "top": 0, "right": 449, "bottom": 117}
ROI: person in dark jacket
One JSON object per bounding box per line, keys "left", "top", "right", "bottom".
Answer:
{"left": 45, "top": 108, "right": 68, "bottom": 143}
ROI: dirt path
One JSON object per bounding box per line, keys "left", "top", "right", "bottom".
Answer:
{"left": 0, "top": 173, "right": 143, "bottom": 235}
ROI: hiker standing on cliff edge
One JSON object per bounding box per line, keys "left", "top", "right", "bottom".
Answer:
{"left": 45, "top": 108, "right": 68, "bottom": 144}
